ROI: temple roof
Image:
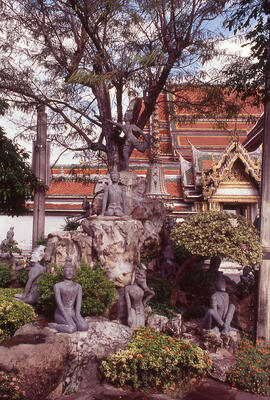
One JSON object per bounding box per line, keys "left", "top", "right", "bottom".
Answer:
{"left": 178, "top": 139, "right": 261, "bottom": 202}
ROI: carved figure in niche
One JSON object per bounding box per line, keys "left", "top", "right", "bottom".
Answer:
{"left": 125, "top": 264, "right": 155, "bottom": 330}
{"left": 107, "top": 109, "right": 151, "bottom": 171}
{"left": 48, "top": 256, "right": 88, "bottom": 334}
{"left": 0, "top": 226, "right": 14, "bottom": 249}
{"left": 101, "top": 168, "right": 127, "bottom": 216}
{"left": 14, "top": 245, "right": 45, "bottom": 305}
{"left": 202, "top": 274, "right": 235, "bottom": 334}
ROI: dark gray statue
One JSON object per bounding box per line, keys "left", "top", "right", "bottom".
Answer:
{"left": 101, "top": 168, "right": 127, "bottom": 217}
{"left": 48, "top": 257, "right": 88, "bottom": 334}
{"left": 14, "top": 245, "right": 45, "bottom": 304}
{"left": 107, "top": 109, "right": 151, "bottom": 171}
{"left": 202, "top": 274, "right": 235, "bottom": 334}
{"left": 125, "top": 264, "right": 155, "bottom": 330}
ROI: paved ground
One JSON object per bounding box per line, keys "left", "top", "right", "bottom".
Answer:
{"left": 57, "top": 379, "right": 270, "bottom": 400}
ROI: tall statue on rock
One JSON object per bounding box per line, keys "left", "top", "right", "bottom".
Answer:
{"left": 48, "top": 256, "right": 88, "bottom": 334}
{"left": 101, "top": 168, "right": 127, "bottom": 217}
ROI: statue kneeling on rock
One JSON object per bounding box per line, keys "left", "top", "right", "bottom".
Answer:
{"left": 48, "top": 257, "right": 88, "bottom": 334}
{"left": 202, "top": 274, "right": 235, "bottom": 334}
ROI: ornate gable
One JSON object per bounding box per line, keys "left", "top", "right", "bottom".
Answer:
{"left": 201, "top": 140, "right": 261, "bottom": 199}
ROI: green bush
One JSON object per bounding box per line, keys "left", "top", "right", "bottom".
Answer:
{"left": 36, "top": 266, "right": 63, "bottom": 316}
{"left": 147, "top": 277, "right": 178, "bottom": 319}
{"left": 171, "top": 211, "right": 262, "bottom": 267}
{"left": 74, "top": 261, "right": 116, "bottom": 316}
{"left": 101, "top": 326, "right": 211, "bottom": 392}
{"left": 0, "top": 371, "right": 25, "bottom": 399}
{"left": 227, "top": 335, "right": 270, "bottom": 396}
{"left": 0, "top": 239, "right": 21, "bottom": 255}
{"left": 16, "top": 269, "right": 29, "bottom": 287}
{"left": 0, "top": 264, "right": 12, "bottom": 287}
{"left": 0, "top": 291, "right": 37, "bottom": 342}
{"left": 37, "top": 261, "right": 116, "bottom": 317}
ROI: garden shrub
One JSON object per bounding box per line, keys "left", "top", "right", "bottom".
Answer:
{"left": 0, "top": 371, "right": 25, "bottom": 399}
{"left": 0, "top": 291, "right": 36, "bottom": 342}
{"left": 74, "top": 261, "right": 116, "bottom": 316}
{"left": 100, "top": 326, "right": 212, "bottom": 392}
{"left": 16, "top": 269, "right": 29, "bottom": 287}
{"left": 227, "top": 335, "right": 270, "bottom": 396}
{"left": 171, "top": 211, "right": 262, "bottom": 267}
{"left": 0, "top": 264, "right": 12, "bottom": 287}
{"left": 36, "top": 266, "right": 62, "bottom": 316}
{"left": 37, "top": 261, "right": 116, "bottom": 317}
{"left": 147, "top": 277, "right": 178, "bottom": 319}
{"left": 0, "top": 239, "right": 21, "bottom": 255}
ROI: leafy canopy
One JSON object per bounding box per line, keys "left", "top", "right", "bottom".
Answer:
{"left": 222, "top": 0, "right": 270, "bottom": 102}
{"left": 0, "top": 0, "right": 231, "bottom": 168}
{"left": 171, "top": 211, "right": 262, "bottom": 267}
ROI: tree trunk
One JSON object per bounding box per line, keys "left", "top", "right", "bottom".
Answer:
{"left": 209, "top": 256, "right": 221, "bottom": 275}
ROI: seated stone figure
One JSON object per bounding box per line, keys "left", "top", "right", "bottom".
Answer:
{"left": 101, "top": 168, "right": 127, "bottom": 217}
{"left": 48, "top": 257, "right": 88, "bottom": 334}
{"left": 125, "top": 264, "right": 155, "bottom": 330}
{"left": 14, "top": 245, "right": 45, "bottom": 304}
{"left": 202, "top": 274, "right": 235, "bottom": 334}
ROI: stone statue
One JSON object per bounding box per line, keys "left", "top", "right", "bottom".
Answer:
{"left": 125, "top": 264, "right": 155, "bottom": 330}
{"left": 101, "top": 168, "right": 127, "bottom": 216}
{"left": 0, "top": 226, "right": 15, "bottom": 251}
{"left": 106, "top": 110, "right": 151, "bottom": 171}
{"left": 48, "top": 257, "right": 88, "bottom": 334}
{"left": 202, "top": 274, "right": 235, "bottom": 334}
{"left": 14, "top": 245, "right": 45, "bottom": 304}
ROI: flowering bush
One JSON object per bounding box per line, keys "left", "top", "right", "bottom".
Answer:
{"left": 171, "top": 211, "right": 262, "bottom": 267}
{"left": 0, "top": 371, "right": 25, "bottom": 399}
{"left": 0, "top": 290, "right": 36, "bottom": 342}
{"left": 100, "top": 326, "right": 211, "bottom": 392}
{"left": 227, "top": 335, "right": 270, "bottom": 396}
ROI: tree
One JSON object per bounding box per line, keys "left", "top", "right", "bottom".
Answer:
{"left": 0, "top": 0, "right": 229, "bottom": 170}
{"left": 0, "top": 101, "right": 40, "bottom": 216}
{"left": 222, "top": 0, "right": 270, "bottom": 103}
{"left": 171, "top": 211, "right": 262, "bottom": 268}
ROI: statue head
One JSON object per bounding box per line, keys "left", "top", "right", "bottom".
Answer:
{"left": 62, "top": 256, "right": 75, "bottom": 280}
{"left": 132, "top": 264, "right": 147, "bottom": 288}
{"left": 30, "top": 245, "right": 45, "bottom": 263}
{"left": 215, "top": 274, "right": 226, "bottom": 292}
{"left": 110, "top": 168, "right": 120, "bottom": 184}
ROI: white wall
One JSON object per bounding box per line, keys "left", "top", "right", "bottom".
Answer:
{"left": 0, "top": 215, "right": 67, "bottom": 251}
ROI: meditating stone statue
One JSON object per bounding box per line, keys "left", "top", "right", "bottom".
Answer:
{"left": 101, "top": 168, "right": 127, "bottom": 217}
{"left": 202, "top": 274, "right": 235, "bottom": 334}
{"left": 48, "top": 257, "right": 88, "bottom": 334}
{"left": 125, "top": 264, "right": 155, "bottom": 330}
{"left": 14, "top": 245, "right": 45, "bottom": 305}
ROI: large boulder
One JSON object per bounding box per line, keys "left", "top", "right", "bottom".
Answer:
{"left": 61, "top": 316, "right": 133, "bottom": 394}
{"left": 81, "top": 216, "right": 145, "bottom": 287}
{"left": 44, "top": 230, "right": 93, "bottom": 268}
{"left": 0, "top": 325, "right": 70, "bottom": 400}
{"left": 0, "top": 317, "right": 133, "bottom": 400}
